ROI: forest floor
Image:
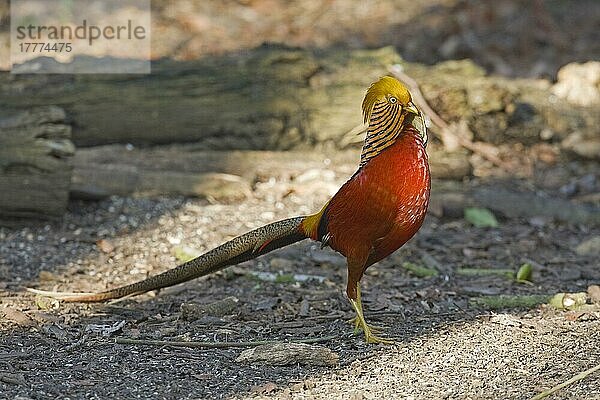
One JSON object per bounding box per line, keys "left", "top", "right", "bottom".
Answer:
{"left": 1, "top": 147, "right": 599, "bottom": 400}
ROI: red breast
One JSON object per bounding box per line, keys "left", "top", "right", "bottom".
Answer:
{"left": 326, "top": 127, "right": 430, "bottom": 264}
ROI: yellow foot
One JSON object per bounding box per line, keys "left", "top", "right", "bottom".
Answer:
{"left": 348, "top": 283, "right": 394, "bottom": 344}
{"left": 347, "top": 317, "right": 385, "bottom": 335}
{"left": 364, "top": 330, "right": 395, "bottom": 345}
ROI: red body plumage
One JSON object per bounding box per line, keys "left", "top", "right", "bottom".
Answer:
{"left": 304, "top": 125, "right": 430, "bottom": 299}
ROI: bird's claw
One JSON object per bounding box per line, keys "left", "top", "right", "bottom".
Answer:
{"left": 360, "top": 322, "right": 392, "bottom": 343}
{"left": 364, "top": 331, "right": 395, "bottom": 345}
{"left": 347, "top": 316, "right": 385, "bottom": 334}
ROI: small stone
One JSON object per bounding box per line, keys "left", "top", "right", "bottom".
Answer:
{"left": 575, "top": 236, "right": 600, "bottom": 256}
{"left": 0, "top": 308, "right": 36, "bottom": 327}
{"left": 96, "top": 239, "right": 115, "bottom": 253}
{"left": 310, "top": 248, "right": 345, "bottom": 267}
{"left": 561, "top": 132, "right": 600, "bottom": 160}
{"left": 349, "top": 391, "right": 364, "bottom": 400}
{"left": 180, "top": 296, "right": 239, "bottom": 320}
{"left": 299, "top": 298, "right": 310, "bottom": 317}
{"left": 552, "top": 61, "right": 600, "bottom": 107}
{"left": 252, "top": 382, "right": 277, "bottom": 394}
{"left": 269, "top": 257, "right": 293, "bottom": 270}
{"left": 290, "top": 382, "right": 304, "bottom": 392}
{"left": 38, "top": 270, "right": 57, "bottom": 282}
{"left": 588, "top": 285, "right": 600, "bottom": 304}
{"left": 236, "top": 342, "right": 338, "bottom": 366}
{"left": 294, "top": 169, "right": 335, "bottom": 183}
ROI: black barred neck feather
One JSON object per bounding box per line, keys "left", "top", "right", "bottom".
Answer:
{"left": 359, "top": 99, "right": 405, "bottom": 167}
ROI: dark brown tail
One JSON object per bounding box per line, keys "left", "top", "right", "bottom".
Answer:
{"left": 27, "top": 216, "right": 308, "bottom": 302}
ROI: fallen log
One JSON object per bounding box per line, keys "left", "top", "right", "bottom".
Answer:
{"left": 0, "top": 107, "right": 74, "bottom": 225}
{"left": 1, "top": 46, "right": 403, "bottom": 148}
{"left": 71, "top": 164, "right": 252, "bottom": 202}
{"left": 1, "top": 46, "right": 595, "bottom": 154}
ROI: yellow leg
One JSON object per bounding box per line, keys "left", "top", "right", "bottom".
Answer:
{"left": 348, "top": 283, "right": 393, "bottom": 344}
{"left": 347, "top": 284, "right": 383, "bottom": 333}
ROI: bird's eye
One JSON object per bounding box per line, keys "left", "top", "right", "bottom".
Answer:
{"left": 389, "top": 96, "right": 397, "bottom": 104}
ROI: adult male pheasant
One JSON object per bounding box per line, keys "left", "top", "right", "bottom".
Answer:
{"left": 29, "top": 76, "right": 431, "bottom": 343}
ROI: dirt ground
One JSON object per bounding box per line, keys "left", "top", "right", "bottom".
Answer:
{"left": 1, "top": 149, "right": 599, "bottom": 399}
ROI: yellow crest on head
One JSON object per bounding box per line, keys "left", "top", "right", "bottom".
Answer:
{"left": 361, "top": 76, "right": 412, "bottom": 123}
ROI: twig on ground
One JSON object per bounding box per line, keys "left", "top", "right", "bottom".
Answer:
{"left": 388, "top": 65, "right": 517, "bottom": 172}
{"left": 339, "top": 122, "right": 367, "bottom": 147}
{"left": 529, "top": 363, "right": 600, "bottom": 400}
{"left": 304, "top": 312, "right": 348, "bottom": 321}
{"left": 0, "top": 373, "right": 25, "bottom": 386}
{"left": 115, "top": 335, "right": 336, "bottom": 349}
{"left": 451, "top": 301, "right": 476, "bottom": 319}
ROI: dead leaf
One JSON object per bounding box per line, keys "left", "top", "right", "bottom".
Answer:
{"left": 588, "top": 285, "right": 600, "bottom": 304}
{"left": 252, "top": 382, "right": 277, "bottom": 394}
{"left": 38, "top": 270, "right": 57, "bottom": 282}
{"left": 565, "top": 311, "right": 586, "bottom": 321}
{"left": 96, "top": 239, "right": 115, "bottom": 253}
{"left": 0, "top": 308, "right": 36, "bottom": 327}
{"left": 575, "top": 236, "right": 600, "bottom": 257}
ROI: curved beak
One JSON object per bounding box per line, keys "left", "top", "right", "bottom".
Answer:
{"left": 405, "top": 102, "right": 419, "bottom": 115}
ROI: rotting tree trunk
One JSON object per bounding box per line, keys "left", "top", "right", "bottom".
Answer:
{"left": 0, "top": 107, "right": 74, "bottom": 225}
{"left": 1, "top": 45, "right": 596, "bottom": 153}
{"left": 0, "top": 45, "right": 404, "bottom": 149}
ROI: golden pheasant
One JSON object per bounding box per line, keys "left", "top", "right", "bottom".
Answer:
{"left": 29, "top": 76, "right": 430, "bottom": 344}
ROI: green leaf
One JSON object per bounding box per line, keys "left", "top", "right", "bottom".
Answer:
{"left": 456, "top": 267, "right": 514, "bottom": 279}
{"left": 464, "top": 207, "right": 499, "bottom": 228}
{"left": 402, "top": 262, "right": 439, "bottom": 278}
{"left": 516, "top": 263, "right": 533, "bottom": 283}
{"left": 274, "top": 273, "right": 296, "bottom": 283}
{"left": 549, "top": 292, "right": 588, "bottom": 310}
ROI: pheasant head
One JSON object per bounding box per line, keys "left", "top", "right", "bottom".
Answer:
{"left": 359, "top": 76, "right": 427, "bottom": 167}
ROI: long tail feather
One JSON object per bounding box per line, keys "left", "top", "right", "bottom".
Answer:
{"left": 27, "top": 216, "right": 308, "bottom": 302}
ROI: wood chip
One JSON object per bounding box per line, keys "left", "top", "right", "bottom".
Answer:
{"left": 236, "top": 342, "right": 339, "bottom": 366}
{"left": 0, "top": 308, "right": 37, "bottom": 327}
{"left": 252, "top": 382, "right": 277, "bottom": 394}
{"left": 180, "top": 296, "right": 239, "bottom": 320}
